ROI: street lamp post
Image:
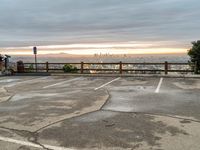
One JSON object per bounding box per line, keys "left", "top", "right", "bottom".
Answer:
{"left": 33, "top": 47, "right": 37, "bottom": 72}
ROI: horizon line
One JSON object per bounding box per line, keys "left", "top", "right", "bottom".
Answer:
{"left": 8, "top": 51, "right": 188, "bottom": 56}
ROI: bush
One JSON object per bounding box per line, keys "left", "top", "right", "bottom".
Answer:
{"left": 63, "top": 64, "right": 78, "bottom": 73}
{"left": 188, "top": 40, "right": 200, "bottom": 74}
{"left": 28, "top": 64, "right": 34, "bottom": 72}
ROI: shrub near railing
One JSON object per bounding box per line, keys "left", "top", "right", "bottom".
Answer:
{"left": 63, "top": 64, "right": 78, "bottom": 73}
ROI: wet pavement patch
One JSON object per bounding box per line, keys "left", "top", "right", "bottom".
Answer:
{"left": 38, "top": 111, "right": 188, "bottom": 149}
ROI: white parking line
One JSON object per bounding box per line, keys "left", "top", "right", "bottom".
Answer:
{"left": 6, "top": 77, "right": 49, "bottom": 88}
{"left": 43, "top": 77, "right": 82, "bottom": 89}
{"left": 155, "top": 78, "right": 163, "bottom": 93}
{"left": 94, "top": 77, "right": 121, "bottom": 91}
{"left": 0, "top": 136, "right": 74, "bottom": 150}
{"left": 24, "top": 76, "right": 49, "bottom": 82}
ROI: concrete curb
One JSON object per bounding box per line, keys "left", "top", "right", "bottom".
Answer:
{"left": 1, "top": 73, "right": 200, "bottom": 78}
{"left": 50, "top": 73, "right": 200, "bottom": 78}
{"left": 14, "top": 73, "right": 51, "bottom": 76}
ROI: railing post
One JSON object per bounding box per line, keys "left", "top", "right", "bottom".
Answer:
{"left": 119, "top": 61, "right": 123, "bottom": 74}
{"left": 165, "top": 61, "right": 168, "bottom": 75}
{"left": 81, "top": 62, "right": 84, "bottom": 74}
{"left": 46, "top": 62, "right": 49, "bottom": 72}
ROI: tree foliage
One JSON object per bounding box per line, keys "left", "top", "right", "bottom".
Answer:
{"left": 188, "top": 40, "right": 200, "bottom": 74}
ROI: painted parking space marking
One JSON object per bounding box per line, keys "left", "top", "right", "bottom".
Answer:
{"left": 43, "top": 77, "right": 82, "bottom": 89}
{"left": 5, "top": 77, "right": 49, "bottom": 88}
{"left": 0, "top": 79, "right": 21, "bottom": 83}
{"left": 0, "top": 136, "right": 74, "bottom": 150}
{"left": 155, "top": 78, "right": 163, "bottom": 93}
{"left": 94, "top": 77, "right": 121, "bottom": 90}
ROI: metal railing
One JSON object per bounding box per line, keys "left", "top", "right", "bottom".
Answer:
{"left": 22, "top": 61, "right": 196, "bottom": 75}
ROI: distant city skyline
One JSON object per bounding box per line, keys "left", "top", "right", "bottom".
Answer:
{"left": 0, "top": 0, "right": 199, "bottom": 55}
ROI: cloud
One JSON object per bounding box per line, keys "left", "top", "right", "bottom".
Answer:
{"left": 0, "top": 0, "right": 200, "bottom": 48}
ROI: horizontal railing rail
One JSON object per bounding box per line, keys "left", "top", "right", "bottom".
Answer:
{"left": 21, "top": 61, "right": 196, "bottom": 75}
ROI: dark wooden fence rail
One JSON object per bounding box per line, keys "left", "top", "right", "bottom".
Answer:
{"left": 23, "top": 61, "right": 196, "bottom": 75}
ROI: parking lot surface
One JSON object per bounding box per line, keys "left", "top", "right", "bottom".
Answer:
{"left": 0, "top": 76, "right": 200, "bottom": 150}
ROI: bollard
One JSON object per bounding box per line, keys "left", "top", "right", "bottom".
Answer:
{"left": 17, "top": 60, "right": 25, "bottom": 73}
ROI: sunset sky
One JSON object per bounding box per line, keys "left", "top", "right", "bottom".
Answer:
{"left": 0, "top": 0, "right": 200, "bottom": 55}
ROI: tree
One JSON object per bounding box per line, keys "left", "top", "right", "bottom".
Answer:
{"left": 188, "top": 40, "right": 200, "bottom": 74}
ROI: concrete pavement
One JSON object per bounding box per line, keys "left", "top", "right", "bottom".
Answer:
{"left": 0, "top": 76, "right": 200, "bottom": 150}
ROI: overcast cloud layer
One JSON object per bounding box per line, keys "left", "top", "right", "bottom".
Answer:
{"left": 0, "top": 0, "right": 200, "bottom": 48}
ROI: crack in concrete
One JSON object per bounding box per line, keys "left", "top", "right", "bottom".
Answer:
{"left": 102, "top": 109, "right": 200, "bottom": 124}
{"left": 0, "top": 126, "right": 34, "bottom": 136}
{"left": 0, "top": 86, "right": 14, "bottom": 102}
{"left": 27, "top": 132, "right": 52, "bottom": 150}
{"left": 6, "top": 94, "right": 14, "bottom": 101}
{"left": 32, "top": 89, "right": 111, "bottom": 133}
{"left": 99, "top": 89, "right": 111, "bottom": 110}
{"left": 0, "top": 126, "right": 51, "bottom": 150}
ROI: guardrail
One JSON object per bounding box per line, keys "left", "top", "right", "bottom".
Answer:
{"left": 22, "top": 61, "right": 196, "bottom": 75}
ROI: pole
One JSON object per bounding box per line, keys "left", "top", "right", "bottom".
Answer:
{"left": 35, "top": 54, "right": 37, "bottom": 72}
{"left": 33, "top": 47, "right": 37, "bottom": 72}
